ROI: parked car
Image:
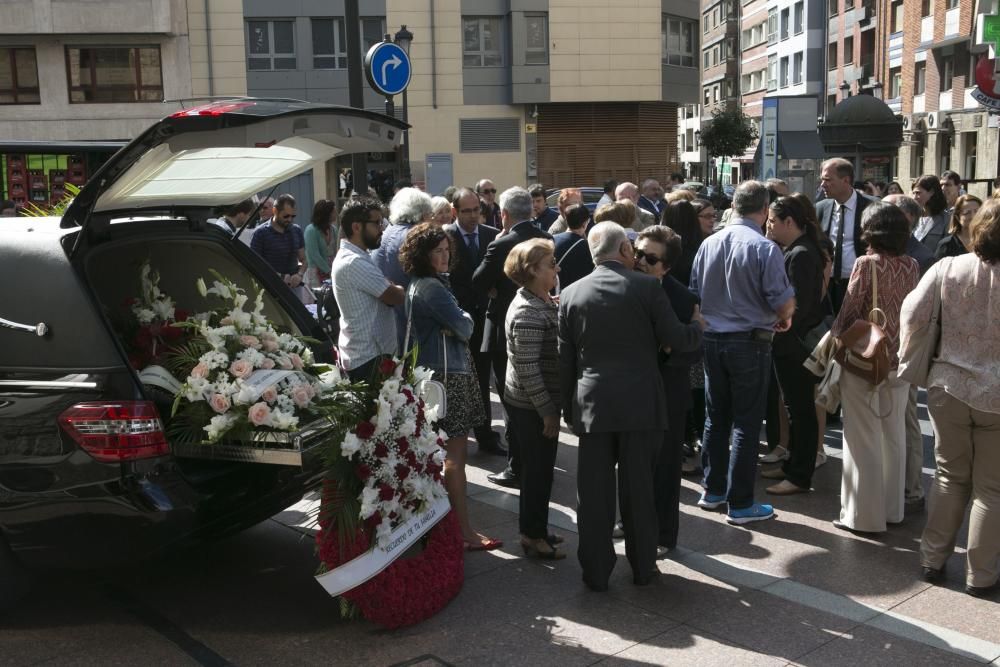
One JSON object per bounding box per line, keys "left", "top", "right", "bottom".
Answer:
{"left": 545, "top": 187, "right": 604, "bottom": 213}
{"left": 0, "top": 100, "right": 405, "bottom": 606}
{"left": 705, "top": 184, "right": 733, "bottom": 210}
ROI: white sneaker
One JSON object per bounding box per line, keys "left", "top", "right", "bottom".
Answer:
{"left": 815, "top": 451, "right": 828, "bottom": 469}
{"left": 760, "top": 446, "right": 789, "bottom": 464}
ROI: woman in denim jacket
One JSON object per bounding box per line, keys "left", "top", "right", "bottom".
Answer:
{"left": 399, "top": 223, "right": 501, "bottom": 552}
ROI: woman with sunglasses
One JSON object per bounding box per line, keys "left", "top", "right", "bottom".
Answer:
{"left": 634, "top": 226, "right": 703, "bottom": 551}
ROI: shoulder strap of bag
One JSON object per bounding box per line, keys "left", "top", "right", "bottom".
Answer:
{"left": 402, "top": 282, "right": 415, "bottom": 355}
{"left": 868, "top": 258, "right": 886, "bottom": 327}
{"left": 557, "top": 237, "right": 587, "bottom": 268}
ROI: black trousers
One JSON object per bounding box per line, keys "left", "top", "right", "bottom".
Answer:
{"left": 655, "top": 365, "right": 691, "bottom": 549}
{"left": 507, "top": 405, "right": 558, "bottom": 539}
{"left": 346, "top": 354, "right": 391, "bottom": 383}
{"left": 774, "top": 350, "right": 820, "bottom": 489}
{"left": 765, "top": 365, "right": 783, "bottom": 450}
{"left": 468, "top": 315, "right": 496, "bottom": 445}
{"left": 488, "top": 323, "right": 521, "bottom": 475}
{"left": 577, "top": 430, "right": 661, "bottom": 587}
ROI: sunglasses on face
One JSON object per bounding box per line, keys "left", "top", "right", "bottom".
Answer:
{"left": 480, "top": 189, "right": 497, "bottom": 195}
{"left": 634, "top": 249, "right": 663, "bottom": 266}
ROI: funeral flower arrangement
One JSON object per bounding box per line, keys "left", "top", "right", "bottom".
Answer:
{"left": 165, "top": 272, "right": 358, "bottom": 444}
{"left": 122, "top": 261, "right": 190, "bottom": 370}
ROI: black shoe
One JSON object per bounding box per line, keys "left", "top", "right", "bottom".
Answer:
{"left": 922, "top": 565, "right": 945, "bottom": 584}
{"left": 487, "top": 467, "right": 520, "bottom": 489}
{"left": 476, "top": 432, "right": 508, "bottom": 456}
{"left": 634, "top": 569, "right": 661, "bottom": 586}
{"left": 966, "top": 581, "right": 1000, "bottom": 598}
{"left": 583, "top": 576, "right": 609, "bottom": 592}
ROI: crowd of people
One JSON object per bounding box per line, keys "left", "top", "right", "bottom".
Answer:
{"left": 235, "top": 163, "right": 999, "bottom": 599}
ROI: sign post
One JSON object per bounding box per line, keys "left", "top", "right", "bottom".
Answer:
{"left": 365, "top": 39, "right": 412, "bottom": 180}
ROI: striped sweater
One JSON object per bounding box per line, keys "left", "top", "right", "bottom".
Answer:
{"left": 504, "top": 288, "right": 561, "bottom": 416}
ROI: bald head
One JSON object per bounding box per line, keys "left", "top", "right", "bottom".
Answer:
{"left": 616, "top": 182, "right": 639, "bottom": 203}
{"left": 883, "top": 193, "right": 922, "bottom": 231}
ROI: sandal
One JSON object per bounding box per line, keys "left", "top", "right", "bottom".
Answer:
{"left": 463, "top": 536, "right": 503, "bottom": 551}
{"left": 521, "top": 536, "right": 566, "bottom": 560}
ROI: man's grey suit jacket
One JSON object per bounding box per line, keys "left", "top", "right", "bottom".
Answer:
{"left": 557, "top": 262, "right": 702, "bottom": 436}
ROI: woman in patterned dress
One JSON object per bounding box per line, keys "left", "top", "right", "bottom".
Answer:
{"left": 399, "top": 223, "right": 502, "bottom": 551}
{"left": 831, "top": 203, "right": 919, "bottom": 533}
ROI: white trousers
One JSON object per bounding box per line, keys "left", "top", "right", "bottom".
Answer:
{"left": 839, "top": 370, "right": 910, "bottom": 532}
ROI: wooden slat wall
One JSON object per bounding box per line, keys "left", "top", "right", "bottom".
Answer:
{"left": 536, "top": 102, "right": 679, "bottom": 189}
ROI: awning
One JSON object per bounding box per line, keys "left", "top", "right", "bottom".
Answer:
{"left": 777, "top": 131, "right": 826, "bottom": 160}
{"left": 0, "top": 140, "right": 127, "bottom": 154}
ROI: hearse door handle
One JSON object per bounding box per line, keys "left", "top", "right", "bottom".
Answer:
{"left": 0, "top": 316, "right": 49, "bottom": 337}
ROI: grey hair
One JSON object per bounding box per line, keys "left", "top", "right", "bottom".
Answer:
{"left": 475, "top": 178, "right": 495, "bottom": 193}
{"left": 588, "top": 221, "right": 628, "bottom": 264}
{"left": 615, "top": 182, "right": 638, "bottom": 201}
{"left": 430, "top": 196, "right": 452, "bottom": 216}
{"left": 733, "top": 180, "right": 769, "bottom": 216}
{"left": 885, "top": 194, "right": 922, "bottom": 230}
{"left": 499, "top": 186, "right": 533, "bottom": 223}
{"left": 389, "top": 187, "right": 434, "bottom": 225}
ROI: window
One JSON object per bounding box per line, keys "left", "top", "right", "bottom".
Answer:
{"left": 741, "top": 73, "right": 752, "bottom": 92}
{"left": 704, "top": 86, "right": 712, "bottom": 104}
{"left": 713, "top": 84, "right": 720, "bottom": 102}
{"left": 311, "top": 19, "right": 346, "bottom": 69}
{"left": 704, "top": 13, "right": 710, "bottom": 33}
{"left": 941, "top": 55, "right": 954, "bottom": 91}
{"left": 66, "top": 46, "right": 162, "bottom": 103}
{"left": 662, "top": 16, "right": 696, "bottom": 67}
{"left": 829, "top": 0, "right": 838, "bottom": 17}
{"left": 362, "top": 17, "right": 387, "bottom": 53}
{"left": 712, "top": 45, "right": 719, "bottom": 66}
{"left": 524, "top": 13, "right": 548, "bottom": 64}
{"left": 767, "top": 8, "right": 778, "bottom": 44}
{"left": 780, "top": 56, "right": 789, "bottom": 87}
{"left": 703, "top": 49, "right": 711, "bottom": 68}
{"left": 0, "top": 47, "right": 40, "bottom": 104}
{"left": 891, "top": 1, "right": 905, "bottom": 32}
{"left": 889, "top": 66, "right": 902, "bottom": 97}
{"left": 793, "top": 52, "right": 803, "bottom": 84}
{"left": 247, "top": 20, "right": 296, "bottom": 70}
{"left": 463, "top": 16, "right": 504, "bottom": 67}
{"left": 767, "top": 53, "right": 777, "bottom": 90}
{"left": 828, "top": 93, "right": 838, "bottom": 111}
{"left": 828, "top": 42, "right": 838, "bottom": 69}
{"left": 843, "top": 36, "right": 854, "bottom": 64}
{"left": 921, "top": 0, "right": 931, "bottom": 16}
{"left": 845, "top": 0, "right": 854, "bottom": 9}
{"left": 915, "top": 61, "right": 926, "bottom": 94}
{"left": 794, "top": 2, "right": 804, "bottom": 34}
{"left": 780, "top": 9, "right": 790, "bottom": 40}
{"left": 946, "top": 0, "right": 958, "bottom": 8}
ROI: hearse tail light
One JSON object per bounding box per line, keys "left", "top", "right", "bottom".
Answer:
{"left": 58, "top": 401, "right": 170, "bottom": 462}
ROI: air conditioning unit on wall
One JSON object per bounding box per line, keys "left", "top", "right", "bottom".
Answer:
{"left": 926, "top": 111, "right": 943, "bottom": 129}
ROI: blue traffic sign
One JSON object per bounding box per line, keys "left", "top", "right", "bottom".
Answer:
{"left": 364, "top": 42, "right": 411, "bottom": 96}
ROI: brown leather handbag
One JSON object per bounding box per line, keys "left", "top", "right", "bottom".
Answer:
{"left": 834, "top": 260, "right": 891, "bottom": 386}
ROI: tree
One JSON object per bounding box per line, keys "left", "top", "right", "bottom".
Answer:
{"left": 698, "top": 108, "right": 759, "bottom": 184}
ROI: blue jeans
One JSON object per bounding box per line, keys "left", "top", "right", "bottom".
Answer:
{"left": 701, "top": 335, "right": 772, "bottom": 510}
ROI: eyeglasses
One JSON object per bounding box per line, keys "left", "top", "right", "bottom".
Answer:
{"left": 458, "top": 207, "right": 479, "bottom": 214}
{"left": 698, "top": 212, "right": 715, "bottom": 219}
{"left": 634, "top": 249, "right": 663, "bottom": 266}
{"left": 480, "top": 189, "right": 497, "bottom": 195}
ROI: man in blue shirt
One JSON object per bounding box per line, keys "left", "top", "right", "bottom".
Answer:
{"left": 250, "top": 193, "right": 306, "bottom": 291}
{"left": 689, "top": 180, "right": 796, "bottom": 525}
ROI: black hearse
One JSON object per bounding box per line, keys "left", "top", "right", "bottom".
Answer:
{"left": 0, "top": 100, "right": 404, "bottom": 606}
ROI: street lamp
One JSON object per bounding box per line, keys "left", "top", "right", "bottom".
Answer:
{"left": 694, "top": 129, "right": 703, "bottom": 182}
{"left": 394, "top": 25, "right": 414, "bottom": 181}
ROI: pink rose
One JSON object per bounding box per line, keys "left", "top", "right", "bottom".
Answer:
{"left": 239, "top": 335, "right": 261, "bottom": 349}
{"left": 248, "top": 402, "right": 272, "bottom": 426}
{"left": 190, "top": 362, "right": 209, "bottom": 379}
{"left": 261, "top": 386, "right": 278, "bottom": 403}
{"left": 261, "top": 358, "right": 276, "bottom": 370}
{"left": 288, "top": 353, "right": 304, "bottom": 370}
{"left": 278, "top": 356, "right": 293, "bottom": 370}
{"left": 209, "top": 393, "right": 231, "bottom": 414}
{"left": 220, "top": 316, "right": 233, "bottom": 326}
{"left": 290, "top": 384, "right": 312, "bottom": 408}
{"left": 261, "top": 333, "right": 280, "bottom": 352}
{"left": 229, "top": 359, "right": 253, "bottom": 379}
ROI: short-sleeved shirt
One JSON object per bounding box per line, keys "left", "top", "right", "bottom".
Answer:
{"left": 250, "top": 221, "right": 304, "bottom": 275}
{"left": 689, "top": 216, "right": 795, "bottom": 333}
{"left": 331, "top": 240, "right": 398, "bottom": 370}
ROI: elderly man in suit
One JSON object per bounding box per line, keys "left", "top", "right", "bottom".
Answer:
{"left": 815, "top": 158, "right": 878, "bottom": 313}
{"left": 445, "top": 188, "right": 505, "bottom": 456}
{"left": 615, "top": 182, "right": 656, "bottom": 231}
{"left": 559, "top": 222, "right": 704, "bottom": 591}
{"left": 638, "top": 179, "right": 665, "bottom": 222}
{"left": 473, "top": 186, "right": 553, "bottom": 488}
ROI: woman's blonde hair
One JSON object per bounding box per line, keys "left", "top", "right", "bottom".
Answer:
{"left": 504, "top": 238, "right": 555, "bottom": 287}
{"left": 665, "top": 189, "right": 695, "bottom": 203}
{"left": 594, "top": 200, "right": 636, "bottom": 228}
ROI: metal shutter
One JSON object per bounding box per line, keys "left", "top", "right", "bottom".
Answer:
{"left": 459, "top": 118, "right": 521, "bottom": 152}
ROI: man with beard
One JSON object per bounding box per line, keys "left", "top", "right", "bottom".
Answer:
{"left": 250, "top": 194, "right": 307, "bottom": 289}
{"left": 332, "top": 196, "right": 404, "bottom": 382}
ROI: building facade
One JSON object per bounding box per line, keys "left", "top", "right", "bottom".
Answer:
{"left": 678, "top": 103, "right": 705, "bottom": 181}
{"left": 737, "top": 0, "right": 769, "bottom": 179}
{"left": 0, "top": 0, "right": 246, "bottom": 208}
{"left": 242, "top": 0, "right": 701, "bottom": 197}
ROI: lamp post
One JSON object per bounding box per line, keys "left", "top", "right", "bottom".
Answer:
{"left": 394, "top": 25, "right": 414, "bottom": 181}
{"left": 694, "top": 129, "right": 703, "bottom": 183}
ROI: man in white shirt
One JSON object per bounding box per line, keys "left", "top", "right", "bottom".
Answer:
{"left": 331, "top": 196, "right": 405, "bottom": 381}
{"left": 815, "top": 158, "right": 877, "bottom": 313}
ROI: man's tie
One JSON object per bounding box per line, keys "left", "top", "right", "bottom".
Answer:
{"left": 466, "top": 232, "right": 479, "bottom": 258}
{"left": 832, "top": 203, "right": 845, "bottom": 279}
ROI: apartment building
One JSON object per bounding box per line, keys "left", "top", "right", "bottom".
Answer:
{"left": 698, "top": 0, "right": 739, "bottom": 183}
{"left": 765, "top": 0, "right": 823, "bottom": 104}
{"left": 678, "top": 103, "right": 705, "bottom": 180}
{"left": 891, "top": 0, "right": 995, "bottom": 195}
{"left": 243, "top": 0, "right": 701, "bottom": 198}
{"left": 738, "top": 0, "right": 769, "bottom": 179}
{"left": 0, "top": 0, "right": 246, "bottom": 208}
